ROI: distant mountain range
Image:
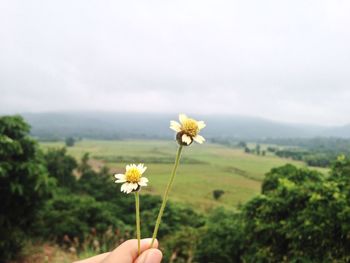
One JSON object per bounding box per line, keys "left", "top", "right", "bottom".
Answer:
{"left": 14, "top": 112, "right": 350, "bottom": 140}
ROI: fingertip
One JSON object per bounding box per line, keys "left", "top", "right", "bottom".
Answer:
{"left": 142, "top": 238, "right": 158, "bottom": 249}
{"left": 150, "top": 249, "right": 163, "bottom": 260}
{"left": 135, "top": 248, "right": 163, "bottom": 263}
{"left": 106, "top": 238, "right": 159, "bottom": 263}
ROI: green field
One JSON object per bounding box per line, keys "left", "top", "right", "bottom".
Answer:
{"left": 40, "top": 140, "right": 328, "bottom": 211}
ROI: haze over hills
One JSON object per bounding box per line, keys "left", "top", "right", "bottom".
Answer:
{"left": 324, "top": 124, "right": 350, "bottom": 138}
{"left": 15, "top": 112, "right": 349, "bottom": 140}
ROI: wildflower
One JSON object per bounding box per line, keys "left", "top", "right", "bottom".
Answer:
{"left": 170, "top": 114, "right": 206, "bottom": 146}
{"left": 114, "top": 164, "right": 148, "bottom": 194}
{"left": 151, "top": 114, "right": 206, "bottom": 247}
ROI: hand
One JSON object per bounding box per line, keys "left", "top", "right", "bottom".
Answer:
{"left": 74, "top": 238, "right": 162, "bottom": 263}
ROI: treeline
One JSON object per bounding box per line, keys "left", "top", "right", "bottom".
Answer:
{"left": 262, "top": 138, "right": 350, "bottom": 167}
{"left": 213, "top": 137, "right": 350, "bottom": 167}
{"left": 2, "top": 115, "right": 350, "bottom": 262}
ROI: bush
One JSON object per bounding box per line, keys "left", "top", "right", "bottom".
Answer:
{"left": 195, "top": 208, "right": 244, "bottom": 263}
{"left": 242, "top": 163, "right": 350, "bottom": 262}
{"left": 35, "top": 190, "right": 127, "bottom": 245}
{"left": 212, "top": 189, "right": 225, "bottom": 200}
{"left": 45, "top": 147, "right": 77, "bottom": 190}
{"left": 163, "top": 226, "right": 201, "bottom": 263}
{"left": 0, "top": 115, "right": 54, "bottom": 260}
{"left": 65, "top": 137, "right": 75, "bottom": 147}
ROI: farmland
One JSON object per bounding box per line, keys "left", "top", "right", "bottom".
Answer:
{"left": 40, "top": 140, "right": 328, "bottom": 211}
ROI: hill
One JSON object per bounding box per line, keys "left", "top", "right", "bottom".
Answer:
{"left": 20, "top": 112, "right": 350, "bottom": 140}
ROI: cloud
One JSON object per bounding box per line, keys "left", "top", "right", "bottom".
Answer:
{"left": 0, "top": 0, "right": 350, "bottom": 125}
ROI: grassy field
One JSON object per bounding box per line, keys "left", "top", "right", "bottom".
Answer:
{"left": 40, "top": 140, "right": 328, "bottom": 211}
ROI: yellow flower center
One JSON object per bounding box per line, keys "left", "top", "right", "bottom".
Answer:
{"left": 182, "top": 119, "right": 199, "bottom": 137}
{"left": 125, "top": 168, "right": 142, "bottom": 183}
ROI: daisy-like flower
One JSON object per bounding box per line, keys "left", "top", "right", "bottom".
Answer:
{"left": 114, "top": 164, "right": 149, "bottom": 194}
{"left": 170, "top": 114, "right": 206, "bottom": 146}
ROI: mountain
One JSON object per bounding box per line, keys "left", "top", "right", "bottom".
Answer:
{"left": 322, "top": 124, "right": 350, "bottom": 138}
{"left": 13, "top": 112, "right": 350, "bottom": 140}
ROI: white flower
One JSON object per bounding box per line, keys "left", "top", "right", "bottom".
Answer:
{"left": 114, "top": 164, "right": 149, "bottom": 194}
{"left": 170, "top": 114, "right": 206, "bottom": 146}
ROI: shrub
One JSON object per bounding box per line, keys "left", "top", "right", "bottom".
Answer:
{"left": 195, "top": 208, "right": 244, "bottom": 263}
{"left": 242, "top": 163, "right": 350, "bottom": 262}
{"left": 45, "top": 147, "right": 77, "bottom": 190}
{"left": 35, "top": 190, "right": 127, "bottom": 245}
{"left": 0, "top": 115, "right": 54, "bottom": 260}
{"left": 65, "top": 137, "right": 75, "bottom": 147}
{"left": 212, "top": 189, "right": 225, "bottom": 200}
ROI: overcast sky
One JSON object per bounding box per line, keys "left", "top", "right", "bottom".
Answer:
{"left": 1, "top": 0, "right": 350, "bottom": 126}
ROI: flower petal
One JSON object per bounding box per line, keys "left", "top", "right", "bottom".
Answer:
{"left": 197, "top": 121, "right": 206, "bottom": 130}
{"left": 131, "top": 183, "right": 139, "bottom": 190}
{"left": 137, "top": 164, "right": 147, "bottom": 174}
{"left": 115, "top": 178, "right": 126, "bottom": 183}
{"left": 139, "top": 177, "right": 149, "bottom": 186}
{"left": 114, "top": 174, "right": 125, "bottom": 180}
{"left": 120, "top": 183, "right": 128, "bottom": 193}
{"left": 170, "top": 121, "right": 181, "bottom": 132}
{"left": 193, "top": 135, "right": 205, "bottom": 144}
{"left": 182, "top": 134, "right": 192, "bottom": 145}
{"left": 125, "top": 183, "right": 134, "bottom": 194}
{"left": 179, "top": 114, "right": 188, "bottom": 124}
{"left": 124, "top": 183, "right": 138, "bottom": 193}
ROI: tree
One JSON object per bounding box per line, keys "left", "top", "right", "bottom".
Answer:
{"left": 0, "top": 115, "right": 54, "bottom": 260}
{"left": 36, "top": 191, "right": 126, "bottom": 243}
{"left": 45, "top": 147, "right": 77, "bottom": 189}
{"left": 65, "top": 137, "right": 75, "bottom": 147}
{"left": 195, "top": 208, "right": 244, "bottom": 263}
{"left": 255, "top": 144, "right": 261, "bottom": 155}
{"left": 237, "top": 141, "right": 247, "bottom": 148}
{"left": 242, "top": 164, "right": 350, "bottom": 262}
{"left": 212, "top": 189, "right": 225, "bottom": 200}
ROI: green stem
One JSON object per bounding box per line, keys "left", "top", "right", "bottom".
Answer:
{"left": 135, "top": 191, "right": 141, "bottom": 256}
{"left": 151, "top": 145, "right": 183, "bottom": 247}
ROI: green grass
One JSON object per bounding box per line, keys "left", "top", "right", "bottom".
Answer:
{"left": 40, "top": 140, "right": 328, "bottom": 211}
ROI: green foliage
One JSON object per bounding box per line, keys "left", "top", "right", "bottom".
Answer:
{"left": 163, "top": 226, "right": 201, "bottom": 263}
{"left": 93, "top": 155, "right": 206, "bottom": 164}
{"left": 0, "top": 115, "right": 54, "bottom": 260}
{"left": 242, "top": 162, "right": 350, "bottom": 262}
{"left": 77, "top": 156, "right": 136, "bottom": 222}
{"left": 36, "top": 190, "right": 126, "bottom": 244}
{"left": 213, "top": 189, "right": 225, "bottom": 200}
{"left": 195, "top": 208, "right": 244, "bottom": 263}
{"left": 4, "top": 114, "right": 350, "bottom": 262}
{"left": 40, "top": 139, "right": 309, "bottom": 210}
{"left": 71, "top": 153, "right": 205, "bottom": 255}
{"left": 267, "top": 146, "right": 277, "bottom": 152}
{"left": 237, "top": 141, "right": 247, "bottom": 148}
{"left": 256, "top": 144, "right": 261, "bottom": 155}
{"left": 195, "top": 161, "right": 350, "bottom": 262}
{"left": 44, "top": 147, "right": 77, "bottom": 189}
{"left": 265, "top": 137, "right": 350, "bottom": 167}
{"left": 156, "top": 203, "right": 205, "bottom": 239}
{"left": 261, "top": 164, "right": 322, "bottom": 194}
{"left": 65, "top": 137, "right": 75, "bottom": 147}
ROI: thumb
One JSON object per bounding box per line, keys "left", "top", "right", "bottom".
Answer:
{"left": 102, "top": 238, "right": 160, "bottom": 263}
{"left": 135, "top": 248, "right": 163, "bottom": 263}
